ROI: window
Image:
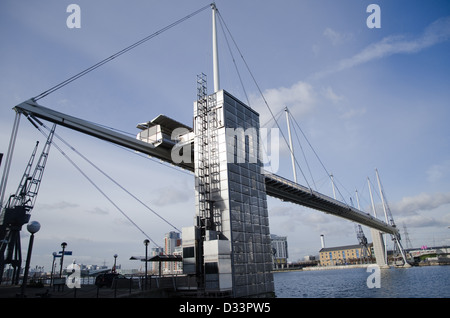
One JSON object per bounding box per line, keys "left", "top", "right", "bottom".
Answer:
{"left": 183, "top": 247, "right": 195, "bottom": 258}
{"left": 205, "top": 262, "right": 218, "bottom": 274}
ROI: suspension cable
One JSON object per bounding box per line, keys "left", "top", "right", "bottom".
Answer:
{"left": 289, "top": 113, "right": 350, "bottom": 204}
{"left": 27, "top": 116, "right": 163, "bottom": 247}
{"left": 33, "top": 3, "right": 211, "bottom": 101}
{"left": 37, "top": 119, "right": 182, "bottom": 233}
{"left": 217, "top": 8, "right": 359, "bottom": 206}
{"left": 216, "top": 9, "right": 312, "bottom": 191}
{"left": 288, "top": 110, "right": 317, "bottom": 190}
{"left": 217, "top": 14, "right": 250, "bottom": 106}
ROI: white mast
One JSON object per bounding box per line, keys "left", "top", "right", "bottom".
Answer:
{"left": 375, "top": 168, "right": 411, "bottom": 267}
{"left": 375, "top": 168, "right": 390, "bottom": 225}
{"left": 285, "top": 107, "right": 297, "bottom": 183}
{"left": 211, "top": 3, "right": 220, "bottom": 93}
{"left": 330, "top": 174, "right": 336, "bottom": 200}
{"left": 355, "top": 189, "right": 361, "bottom": 210}
{"left": 367, "top": 177, "right": 377, "bottom": 218}
{"left": 368, "top": 176, "right": 390, "bottom": 267}
{"left": 374, "top": 170, "right": 389, "bottom": 264}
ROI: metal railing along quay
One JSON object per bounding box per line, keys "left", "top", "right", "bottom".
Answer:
{"left": 0, "top": 274, "right": 198, "bottom": 298}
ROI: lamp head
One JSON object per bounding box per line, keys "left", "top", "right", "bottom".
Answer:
{"left": 27, "top": 221, "right": 41, "bottom": 234}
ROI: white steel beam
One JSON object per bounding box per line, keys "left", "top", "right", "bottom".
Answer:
{"left": 13, "top": 99, "right": 195, "bottom": 172}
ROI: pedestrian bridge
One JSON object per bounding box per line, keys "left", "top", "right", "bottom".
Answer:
{"left": 264, "top": 172, "right": 397, "bottom": 234}
{"left": 13, "top": 99, "right": 398, "bottom": 235}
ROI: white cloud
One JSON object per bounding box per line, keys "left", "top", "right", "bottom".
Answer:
{"left": 88, "top": 207, "right": 109, "bottom": 215}
{"left": 323, "top": 86, "right": 344, "bottom": 104}
{"left": 322, "top": 87, "right": 366, "bottom": 120}
{"left": 270, "top": 205, "right": 295, "bottom": 217}
{"left": 323, "top": 28, "right": 353, "bottom": 46}
{"left": 151, "top": 185, "right": 191, "bottom": 206}
{"left": 390, "top": 191, "right": 450, "bottom": 216}
{"left": 427, "top": 159, "right": 450, "bottom": 183}
{"left": 35, "top": 201, "right": 79, "bottom": 210}
{"left": 397, "top": 214, "right": 441, "bottom": 228}
{"left": 315, "top": 16, "right": 450, "bottom": 78}
{"left": 251, "top": 81, "right": 316, "bottom": 125}
{"left": 270, "top": 203, "right": 348, "bottom": 235}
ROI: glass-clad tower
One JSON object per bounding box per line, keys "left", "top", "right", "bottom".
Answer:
{"left": 183, "top": 86, "right": 274, "bottom": 297}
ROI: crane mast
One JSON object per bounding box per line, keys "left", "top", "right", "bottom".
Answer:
{"left": 6, "top": 141, "right": 39, "bottom": 210}
{"left": 355, "top": 224, "right": 370, "bottom": 263}
{"left": 0, "top": 123, "right": 56, "bottom": 283}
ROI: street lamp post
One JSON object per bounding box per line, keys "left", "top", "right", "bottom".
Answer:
{"left": 50, "top": 252, "right": 57, "bottom": 286}
{"left": 20, "top": 221, "right": 41, "bottom": 297}
{"left": 59, "top": 242, "right": 67, "bottom": 278}
{"left": 144, "top": 239, "right": 149, "bottom": 290}
{"left": 113, "top": 254, "right": 118, "bottom": 273}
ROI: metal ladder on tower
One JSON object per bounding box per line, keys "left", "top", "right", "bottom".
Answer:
{"left": 196, "top": 74, "right": 221, "bottom": 236}
{"left": 196, "top": 73, "right": 210, "bottom": 235}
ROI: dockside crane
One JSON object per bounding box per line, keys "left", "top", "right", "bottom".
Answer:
{"left": 0, "top": 122, "right": 56, "bottom": 283}
{"left": 355, "top": 224, "right": 371, "bottom": 263}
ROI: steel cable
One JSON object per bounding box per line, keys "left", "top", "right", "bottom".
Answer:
{"left": 33, "top": 4, "right": 211, "bottom": 101}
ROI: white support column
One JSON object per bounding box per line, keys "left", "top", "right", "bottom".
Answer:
{"left": 376, "top": 169, "right": 390, "bottom": 224}
{"left": 375, "top": 169, "right": 411, "bottom": 267}
{"left": 370, "top": 228, "right": 389, "bottom": 268}
{"left": 368, "top": 177, "right": 389, "bottom": 268}
{"left": 330, "top": 174, "right": 336, "bottom": 200}
{"left": 375, "top": 169, "right": 389, "bottom": 265}
{"left": 212, "top": 3, "right": 220, "bottom": 93}
{"left": 355, "top": 189, "right": 361, "bottom": 210}
{"left": 285, "top": 107, "right": 297, "bottom": 183}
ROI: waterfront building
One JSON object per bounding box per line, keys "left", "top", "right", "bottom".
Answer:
{"left": 164, "top": 231, "right": 182, "bottom": 274}
{"left": 271, "top": 234, "right": 288, "bottom": 268}
{"left": 150, "top": 247, "right": 164, "bottom": 273}
{"left": 319, "top": 243, "right": 374, "bottom": 266}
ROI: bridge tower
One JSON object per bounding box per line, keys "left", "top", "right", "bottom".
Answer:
{"left": 367, "top": 177, "right": 389, "bottom": 268}
{"left": 375, "top": 169, "right": 410, "bottom": 267}
{"left": 182, "top": 75, "right": 274, "bottom": 297}
{"left": 181, "top": 3, "right": 273, "bottom": 297}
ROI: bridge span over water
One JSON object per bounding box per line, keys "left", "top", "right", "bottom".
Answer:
{"left": 1, "top": 4, "right": 409, "bottom": 299}
{"left": 6, "top": 84, "right": 403, "bottom": 298}
{"left": 13, "top": 99, "right": 398, "bottom": 236}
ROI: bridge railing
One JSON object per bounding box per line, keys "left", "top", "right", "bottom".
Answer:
{"left": 263, "top": 171, "right": 398, "bottom": 235}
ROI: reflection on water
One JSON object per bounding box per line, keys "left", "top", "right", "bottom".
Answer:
{"left": 273, "top": 266, "right": 450, "bottom": 298}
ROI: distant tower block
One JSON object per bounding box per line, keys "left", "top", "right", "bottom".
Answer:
{"left": 184, "top": 88, "right": 274, "bottom": 297}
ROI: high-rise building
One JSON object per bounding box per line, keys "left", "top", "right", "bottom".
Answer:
{"left": 150, "top": 247, "right": 164, "bottom": 273}
{"left": 164, "top": 231, "right": 182, "bottom": 274}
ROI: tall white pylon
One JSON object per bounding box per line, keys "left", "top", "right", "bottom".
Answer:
{"left": 211, "top": 3, "right": 220, "bottom": 93}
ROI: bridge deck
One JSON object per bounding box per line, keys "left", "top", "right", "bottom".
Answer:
{"left": 264, "top": 172, "right": 398, "bottom": 235}
{"left": 13, "top": 100, "right": 398, "bottom": 235}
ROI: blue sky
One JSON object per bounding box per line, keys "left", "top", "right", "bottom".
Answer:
{"left": 1, "top": 0, "right": 450, "bottom": 271}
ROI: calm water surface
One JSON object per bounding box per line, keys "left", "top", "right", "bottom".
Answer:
{"left": 273, "top": 266, "right": 450, "bottom": 298}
